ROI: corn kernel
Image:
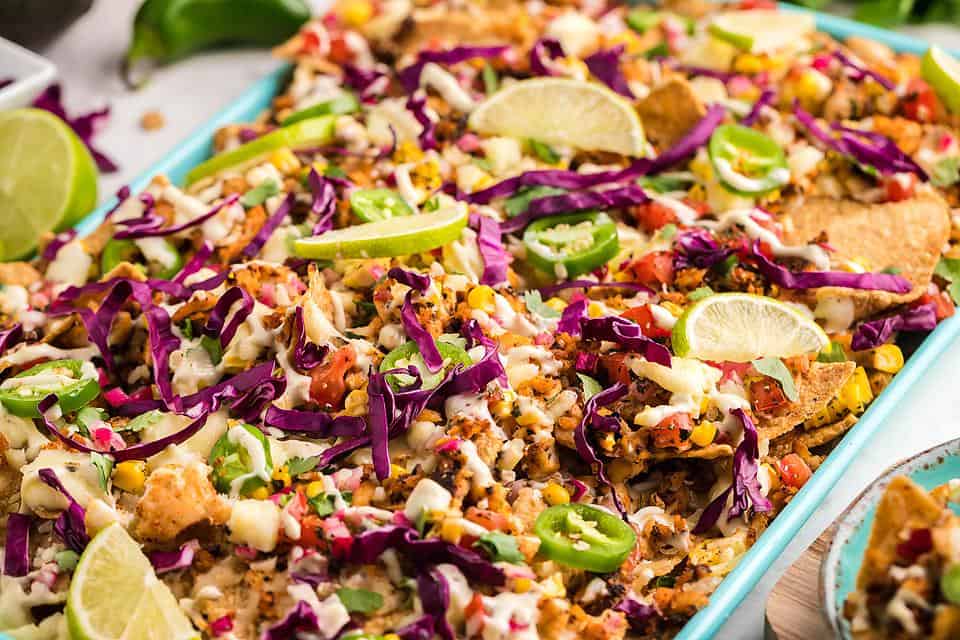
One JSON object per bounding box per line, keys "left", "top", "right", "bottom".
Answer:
{"left": 516, "top": 411, "right": 540, "bottom": 427}
{"left": 269, "top": 148, "right": 300, "bottom": 174}
{"left": 871, "top": 344, "right": 904, "bottom": 374}
{"left": 838, "top": 366, "right": 874, "bottom": 415}
{"left": 306, "top": 481, "right": 325, "bottom": 499}
{"left": 412, "top": 159, "right": 442, "bottom": 192}
{"left": 514, "top": 577, "right": 533, "bottom": 593}
{"left": 760, "top": 463, "right": 781, "bottom": 491}
{"left": 541, "top": 573, "right": 566, "bottom": 598}
{"left": 543, "top": 483, "right": 571, "bottom": 506}
{"left": 439, "top": 519, "right": 463, "bottom": 543}
{"left": 689, "top": 154, "right": 714, "bottom": 182}
{"left": 733, "top": 54, "right": 767, "bottom": 74}
{"left": 689, "top": 422, "right": 717, "bottom": 447}
{"left": 390, "top": 464, "right": 407, "bottom": 479}
{"left": 468, "top": 285, "right": 496, "bottom": 313}
{"left": 383, "top": 635, "right": 401, "bottom": 640}
{"left": 272, "top": 466, "right": 291, "bottom": 487}
{"left": 661, "top": 301, "right": 684, "bottom": 317}
{"left": 587, "top": 302, "right": 604, "bottom": 318}
{"left": 393, "top": 140, "right": 424, "bottom": 164}
{"left": 338, "top": 0, "right": 373, "bottom": 27}
{"left": 113, "top": 461, "right": 146, "bottom": 493}
{"left": 544, "top": 297, "right": 567, "bottom": 313}
{"left": 491, "top": 400, "right": 513, "bottom": 418}
{"left": 344, "top": 389, "right": 368, "bottom": 416}
{"left": 250, "top": 486, "right": 270, "bottom": 500}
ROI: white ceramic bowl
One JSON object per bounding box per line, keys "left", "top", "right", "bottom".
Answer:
{"left": 0, "top": 36, "right": 57, "bottom": 111}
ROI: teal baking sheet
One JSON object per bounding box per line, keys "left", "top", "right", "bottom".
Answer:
{"left": 11, "top": 6, "right": 960, "bottom": 640}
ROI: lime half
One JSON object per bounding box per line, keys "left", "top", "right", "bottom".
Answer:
{"left": 185, "top": 116, "right": 336, "bottom": 186}
{"left": 66, "top": 524, "right": 198, "bottom": 640}
{"left": 0, "top": 109, "right": 98, "bottom": 261}
{"left": 672, "top": 293, "right": 829, "bottom": 362}
{"left": 294, "top": 202, "right": 469, "bottom": 259}
{"left": 923, "top": 46, "right": 960, "bottom": 114}
{"left": 708, "top": 10, "right": 815, "bottom": 53}
{"left": 468, "top": 78, "right": 646, "bottom": 157}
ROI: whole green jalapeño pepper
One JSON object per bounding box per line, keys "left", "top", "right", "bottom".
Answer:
{"left": 522, "top": 212, "right": 619, "bottom": 279}
{"left": 534, "top": 503, "right": 637, "bottom": 573}
{"left": 0, "top": 359, "right": 101, "bottom": 418}
{"left": 125, "top": 0, "right": 310, "bottom": 85}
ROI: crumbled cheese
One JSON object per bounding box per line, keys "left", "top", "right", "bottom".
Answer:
{"left": 480, "top": 591, "right": 540, "bottom": 640}
{"left": 0, "top": 405, "right": 48, "bottom": 467}
{"left": 45, "top": 241, "right": 91, "bottom": 286}
{"left": 20, "top": 449, "right": 110, "bottom": 513}
{"left": 228, "top": 499, "right": 281, "bottom": 551}
{"left": 404, "top": 478, "right": 453, "bottom": 521}
{"left": 545, "top": 11, "right": 599, "bottom": 57}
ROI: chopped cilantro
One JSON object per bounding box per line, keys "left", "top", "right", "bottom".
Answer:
{"left": 240, "top": 179, "right": 280, "bottom": 208}
{"left": 336, "top": 587, "right": 383, "bottom": 614}
{"left": 935, "top": 257, "right": 960, "bottom": 304}
{"left": 286, "top": 456, "right": 319, "bottom": 477}
{"left": 529, "top": 139, "right": 561, "bottom": 164}
{"left": 751, "top": 357, "right": 799, "bottom": 402}
{"left": 482, "top": 62, "right": 499, "bottom": 95}
{"left": 90, "top": 452, "right": 113, "bottom": 493}
{"left": 523, "top": 290, "right": 561, "bottom": 319}
{"left": 199, "top": 335, "right": 223, "bottom": 366}
{"left": 474, "top": 531, "right": 525, "bottom": 564}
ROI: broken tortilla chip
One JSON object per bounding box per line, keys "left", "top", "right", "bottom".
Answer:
{"left": 796, "top": 413, "right": 858, "bottom": 449}
{"left": 637, "top": 78, "right": 707, "bottom": 149}
{"left": 757, "top": 361, "right": 856, "bottom": 440}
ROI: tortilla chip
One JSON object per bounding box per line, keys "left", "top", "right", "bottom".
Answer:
{"left": 0, "top": 262, "right": 42, "bottom": 287}
{"left": 797, "top": 413, "right": 858, "bottom": 449}
{"left": 757, "top": 361, "right": 856, "bottom": 440}
{"left": 637, "top": 78, "right": 707, "bottom": 149}
{"left": 780, "top": 193, "right": 951, "bottom": 319}
{"left": 652, "top": 443, "right": 734, "bottom": 462}
{"left": 857, "top": 476, "right": 945, "bottom": 589}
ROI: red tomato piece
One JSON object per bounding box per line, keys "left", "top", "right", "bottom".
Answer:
{"left": 749, "top": 378, "right": 789, "bottom": 414}
{"left": 650, "top": 413, "right": 692, "bottom": 450}
{"left": 620, "top": 305, "right": 672, "bottom": 339}
{"left": 309, "top": 346, "right": 357, "bottom": 409}
{"left": 883, "top": 173, "right": 917, "bottom": 202}
{"left": 626, "top": 251, "right": 675, "bottom": 288}
{"left": 465, "top": 507, "right": 510, "bottom": 532}
{"left": 778, "top": 453, "right": 812, "bottom": 489}
{"left": 918, "top": 291, "right": 955, "bottom": 321}
{"left": 630, "top": 202, "right": 677, "bottom": 234}
{"left": 600, "top": 353, "right": 633, "bottom": 386}
{"left": 901, "top": 79, "right": 939, "bottom": 123}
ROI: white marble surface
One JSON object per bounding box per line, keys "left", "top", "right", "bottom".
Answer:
{"left": 34, "top": 2, "right": 960, "bottom": 638}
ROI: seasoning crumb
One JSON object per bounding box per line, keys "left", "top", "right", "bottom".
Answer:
{"left": 140, "top": 110, "right": 165, "bottom": 131}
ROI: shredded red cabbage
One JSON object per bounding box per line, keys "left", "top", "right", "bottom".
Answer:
{"left": 114, "top": 194, "right": 239, "bottom": 239}
{"left": 415, "top": 570, "right": 455, "bottom": 640}
{"left": 573, "top": 383, "right": 630, "bottom": 518}
{"left": 693, "top": 408, "right": 771, "bottom": 534}
{"left": 674, "top": 228, "right": 732, "bottom": 270}
{"left": 406, "top": 92, "right": 437, "bottom": 149}
{"left": 308, "top": 168, "right": 337, "bottom": 235}
{"left": 390, "top": 269, "right": 443, "bottom": 373}
{"left": 851, "top": 302, "right": 937, "bottom": 351}
{"left": 580, "top": 316, "right": 672, "bottom": 367}
{"left": 399, "top": 45, "right": 509, "bottom": 92}
{"left": 444, "top": 324, "right": 508, "bottom": 394}
{"left": 261, "top": 601, "right": 320, "bottom": 640}
{"left": 343, "top": 64, "right": 388, "bottom": 102}
{"left": 3, "top": 513, "right": 31, "bottom": 577}
{"left": 149, "top": 539, "right": 198, "bottom": 574}
{"left": 584, "top": 45, "right": 634, "bottom": 98}
{"left": 204, "top": 286, "right": 253, "bottom": 349}
{"left": 32, "top": 84, "right": 117, "bottom": 173}
{"left": 749, "top": 242, "right": 913, "bottom": 293}
{"left": 538, "top": 279, "right": 654, "bottom": 298}
{"left": 243, "top": 192, "right": 296, "bottom": 258}
{"left": 833, "top": 51, "right": 895, "bottom": 90}
{"left": 291, "top": 306, "right": 327, "bottom": 370}
{"left": 42, "top": 229, "right": 78, "bottom": 261}
{"left": 467, "top": 163, "right": 642, "bottom": 205}
{"left": 37, "top": 466, "right": 89, "bottom": 553}
{"left": 397, "top": 615, "right": 437, "bottom": 640}
{"left": 367, "top": 370, "right": 396, "bottom": 481}
{"left": 575, "top": 351, "right": 598, "bottom": 374}
{"left": 614, "top": 598, "right": 659, "bottom": 628}
{"left": 263, "top": 406, "right": 365, "bottom": 437}
{"left": 529, "top": 38, "right": 565, "bottom": 76}
{"left": 500, "top": 184, "right": 649, "bottom": 234}
{"left": 388, "top": 267, "right": 430, "bottom": 292}
{"left": 471, "top": 214, "right": 510, "bottom": 286}
{"left": 740, "top": 88, "right": 775, "bottom": 127}
{"left": 0, "top": 324, "right": 23, "bottom": 356}
{"left": 558, "top": 299, "right": 587, "bottom": 336}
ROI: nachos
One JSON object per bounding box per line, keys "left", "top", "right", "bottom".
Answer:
{"left": 1, "top": 1, "right": 960, "bottom": 639}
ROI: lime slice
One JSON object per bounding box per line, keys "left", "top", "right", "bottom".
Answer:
{"left": 0, "top": 109, "right": 97, "bottom": 261}
{"left": 672, "top": 293, "right": 829, "bottom": 362}
{"left": 923, "top": 46, "right": 960, "bottom": 114}
{"left": 293, "top": 202, "right": 468, "bottom": 259}
{"left": 467, "top": 78, "right": 646, "bottom": 157}
{"left": 708, "top": 10, "right": 815, "bottom": 53}
{"left": 185, "top": 116, "right": 336, "bottom": 186}
{"left": 66, "top": 524, "right": 198, "bottom": 640}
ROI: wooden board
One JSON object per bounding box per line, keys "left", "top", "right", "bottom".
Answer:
{"left": 764, "top": 525, "right": 837, "bottom": 640}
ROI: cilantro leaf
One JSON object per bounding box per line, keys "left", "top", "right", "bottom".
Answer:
{"left": 577, "top": 373, "right": 603, "bottom": 401}
{"left": 931, "top": 157, "right": 960, "bottom": 188}
{"left": 817, "top": 341, "right": 847, "bottom": 363}
{"left": 336, "top": 587, "right": 383, "bottom": 614}
{"left": 935, "top": 257, "right": 960, "bottom": 304}
{"left": 308, "top": 493, "right": 337, "bottom": 517}
{"left": 659, "top": 223, "right": 678, "bottom": 241}
{"left": 240, "top": 179, "right": 280, "bottom": 208}
{"left": 523, "top": 290, "right": 561, "bottom": 319}
{"left": 199, "top": 335, "right": 223, "bottom": 366}
{"left": 638, "top": 174, "right": 694, "bottom": 194}
{"left": 687, "top": 286, "right": 714, "bottom": 302}
{"left": 474, "top": 531, "right": 525, "bottom": 564}
{"left": 482, "top": 62, "right": 499, "bottom": 95}
{"left": 90, "top": 452, "right": 113, "bottom": 492}
{"left": 286, "top": 456, "right": 319, "bottom": 478}
{"left": 529, "top": 139, "right": 561, "bottom": 164}
{"left": 751, "top": 357, "right": 799, "bottom": 402}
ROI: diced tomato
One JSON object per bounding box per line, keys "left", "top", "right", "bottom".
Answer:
{"left": 298, "top": 514, "right": 325, "bottom": 548}
{"left": 738, "top": 0, "right": 776, "bottom": 8}
{"left": 620, "top": 305, "right": 672, "bottom": 339}
{"left": 465, "top": 593, "right": 486, "bottom": 623}
{"left": 625, "top": 251, "right": 675, "bottom": 288}
{"left": 650, "top": 413, "right": 692, "bottom": 450}
{"left": 601, "top": 353, "right": 633, "bottom": 385}
{"left": 630, "top": 202, "right": 677, "bottom": 234}
{"left": 778, "top": 453, "right": 812, "bottom": 489}
{"left": 883, "top": 173, "right": 917, "bottom": 202}
{"left": 309, "top": 346, "right": 357, "bottom": 409}
{"left": 750, "top": 377, "right": 789, "bottom": 414}
{"left": 328, "top": 34, "right": 354, "bottom": 65}
{"left": 709, "top": 361, "right": 752, "bottom": 385}
{"left": 901, "top": 79, "right": 939, "bottom": 123}
{"left": 918, "top": 291, "right": 955, "bottom": 321}
{"left": 465, "top": 507, "right": 510, "bottom": 532}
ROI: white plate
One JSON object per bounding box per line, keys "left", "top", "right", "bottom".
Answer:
{"left": 0, "top": 36, "right": 57, "bottom": 111}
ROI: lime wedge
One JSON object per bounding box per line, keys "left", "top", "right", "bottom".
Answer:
{"left": 0, "top": 109, "right": 97, "bottom": 261}
{"left": 708, "top": 10, "right": 815, "bottom": 53}
{"left": 923, "top": 46, "right": 960, "bottom": 114}
{"left": 293, "top": 202, "right": 469, "bottom": 259}
{"left": 185, "top": 116, "right": 336, "bottom": 186}
{"left": 468, "top": 78, "right": 646, "bottom": 157}
{"left": 66, "top": 524, "right": 198, "bottom": 640}
{"left": 672, "top": 293, "right": 829, "bottom": 362}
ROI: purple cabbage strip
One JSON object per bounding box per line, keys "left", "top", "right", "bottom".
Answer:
{"left": 204, "top": 286, "right": 254, "bottom": 349}
{"left": 851, "top": 302, "right": 937, "bottom": 351}
{"left": 389, "top": 269, "right": 442, "bottom": 373}
{"left": 584, "top": 45, "right": 634, "bottom": 98}
{"left": 3, "top": 513, "right": 31, "bottom": 577}
{"left": 444, "top": 323, "right": 508, "bottom": 395}
{"left": 399, "top": 45, "right": 509, "bottom": 93}
{"left": 614, "top": 597, "right": 659, "bottom": 627}
{"left": 467, "top": 162, "right": 645, "bottom": 205}
{"left": 308, "top": 168, "right": 337, "bottom": 235}
{"left": 538, "top": 279, "right": 653, "bottom": 298}
{"left": 243, "top": 192, "right": 295, "bottom": 258}
{"left": 558, "top": 299, "right": 587, "bottom": 336}
{"left": 263, "top": 406, "right": 366, "bottom": 437}
{"left": 573, "top": 383, "right": 630, "bottom": 518}
{"left": 500, "top": 184, "right": 649, "bottom": 234}
{"left": 406, "top": 92, "right": 437, "bottom": 150}
{"left": 580, "top": 316, "right": 672, "bottom": 367}
{"left": 529, "top": 38, "right": 565, "bottom": 76}
{"left": 749, "top": 242, "right": 913, "bottom": 293}
{"left": 32, "top": 84, "right": 117, "bottom": 172}
{"left": 471, "top": 214, "right": 510, "bottom": 286}
{"left": 833, "top": 51, "right": 895, "bottom": 90}
{"left": 367, "top": 371, "right": 393, "bottom": 481}
{"left": 693, "top": 408, "right": 771, "bottom": 534}
{"left": 416, "top": 569, "right": 455, "bottom": 640}
{"left": 149, "top": 540, "right": 198, "bottom": 574}
{"left": 397, "top": 615, "right": 437, "bottom": 640}
{"left": 228, "top": 376, "right": 286, "bottom": 424}
{"left": 673, "top": 228, "right": 732, "bottom": 270}
{"left": 0, "top": 324, "right": 23, "bottom": 357}
{"left": 740, "top": 89, "right": 775, "bottom": 127}
{"left": 261, "top": 601, "right": 320, "bottom": 640}
{"left": 291, "top": 306, "right": 327, "bottom": 370}
{"left": 42, "top": 230, "right": 78, "bottom": 261}
{"left": 793, "top": 102, "right": 846, "bottom": 153}
{"left": 343, "top": 64, "right": 388, "bottom": 102}
{"left": 37, "top": 466, "right": 89, "bottom": 553}
{"left": 115, "top": 194, "right": 239, "bottom": 239}
{"left": 388, "top": 266, "right": 430, "bottom": 292}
